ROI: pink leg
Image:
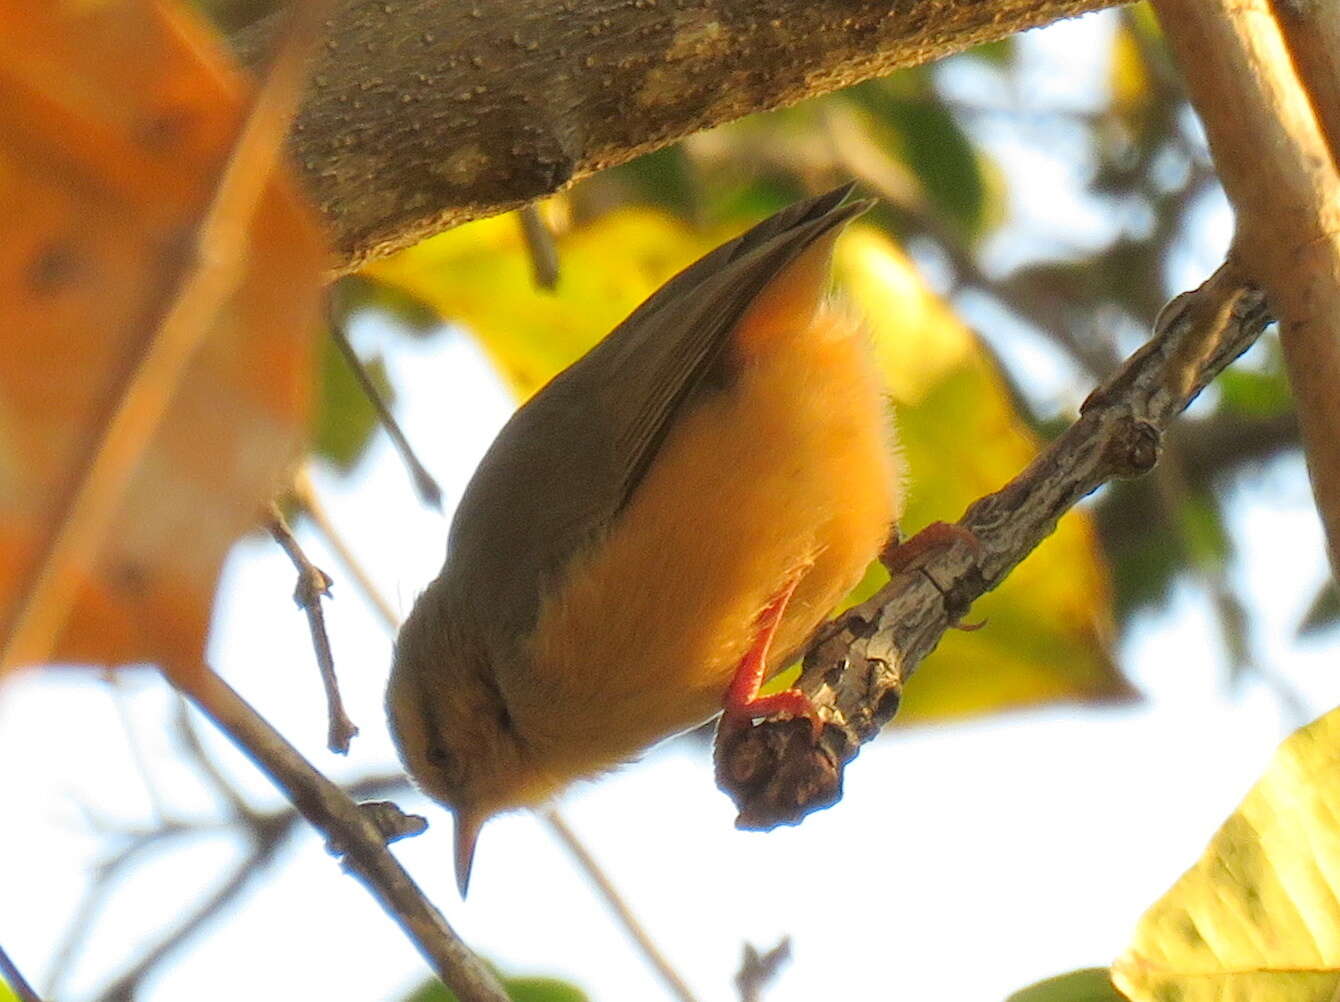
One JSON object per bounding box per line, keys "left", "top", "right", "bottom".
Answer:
{"left": 722, "top": 575, "right": 822, "bottom": 740}
{"left": 882, "top": 521, "right": 986, "bottom": 631}
{"left": 880, "top": 521, "right": 982, "bottom": 576}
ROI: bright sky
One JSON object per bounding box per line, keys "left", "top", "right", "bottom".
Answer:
{"left": 3, "top": 10, "right": 1338, "bottom": 1002}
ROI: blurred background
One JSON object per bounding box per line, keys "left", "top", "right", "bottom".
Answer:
{"left": 2, "top": 4, "right": 1337, "bottom": 1001}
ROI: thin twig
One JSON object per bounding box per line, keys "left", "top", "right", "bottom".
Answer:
{"left": 173, "top": 695, "right": 256, "bottom": 818}
{"left": 328, "top": 298, "right": 443, "bottom": 509}
{"left": 543, "top": 810, "right": 701, "bottom": 1002}
{"left": 46, "top": 821, "right": 213, "bottom": 999}
{"left": 735, "top": 938, "right": 791, "bottom": 1002}
{"left": 518, "top": 204, "right": 560, "bottom": 289}
{"left": 294, "top": 479, "right": 700, "bottom": 1002}
{"left": 0, "top": 944, "right": 42, "bottom": 1002}
{"left": 95, "top": 839, "right": 283, "bottom": 1002}
{"left": 290, "top": 466, "right": 402, "bottom": 629}
{"left": 716, "top": 261, "right": 1272, "bottom": 827}
{"left": 164, "top": 663, "right": 509, "bottom": 1002}
{"left": 106, "top": 673, "right": 171, "bottom": 824}
{"left": 266, "top": 503, "right": 359, "bottom": 753}
{"left": 47, "top": 762, "right": 410, "bottom": 998}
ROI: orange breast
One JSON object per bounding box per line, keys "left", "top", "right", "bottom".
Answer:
{"left": 511, "top": 305, "right": 902, "bottom": 795}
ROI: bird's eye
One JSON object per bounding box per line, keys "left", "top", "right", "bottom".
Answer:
{"left": 426, "top": 744, "right": 454, "bottom": 771}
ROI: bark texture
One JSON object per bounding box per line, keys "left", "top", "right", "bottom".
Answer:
{"left": 715, "top": 264, "right": 1271, "bottom": 828}
{"left": 233, "top": 0, "right": 1121, "bottom": 271}
{"left": 1153, "top": 0, "right": 1340, "bottom": 582}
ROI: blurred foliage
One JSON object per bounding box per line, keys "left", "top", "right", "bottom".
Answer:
{"left": 310, "top": 334, "right": 394, "bottom": 472}
{"left": 841, "top": 72, "right": 995, "bottom": 240}
{"left": 1006, "top": 968, "right": 1125, "bottom": 1002}
{"left": 367, "top": 197, "right": 1126, "bottom": 722}
{"left": 0, "top": 979, "right": 15, "bottom": 1002}
{"left": 406, "top": 974, "right": 587, "bottom": 1002}
{"left": 1300, "top": 583, "right": 1340, "bottom": 638}
{"left": 1113, "top": 704, "right": 1340, "bottom": 1001}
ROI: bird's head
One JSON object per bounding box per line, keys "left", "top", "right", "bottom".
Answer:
{"left": 386, "top": 594, "right": 550, "bottom": 896}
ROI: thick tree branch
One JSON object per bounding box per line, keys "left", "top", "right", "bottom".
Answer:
{"left": 717, "top": 263, "right": 1271, "bottom": 828}
{"left": 1151, "top": 0, "right": 1340, "bottom": 582}
{"left": 233, "top": 0, "right": 1120, "bottom": 271}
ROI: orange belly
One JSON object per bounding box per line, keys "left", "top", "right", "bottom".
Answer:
{"left": 510, "top": 305, "right": 902, "bottom": 795}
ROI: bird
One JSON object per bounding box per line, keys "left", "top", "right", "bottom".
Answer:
{"left": 387, "top": 184, "right": 903, "bottom": 895}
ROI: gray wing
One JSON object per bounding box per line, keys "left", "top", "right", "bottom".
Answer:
{"left": 438, "top": 185, "right": 872, "bottom": 647}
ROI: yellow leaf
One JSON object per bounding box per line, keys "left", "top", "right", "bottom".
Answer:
{"left": 1110, "top": 21, "right": 1152, "bottom": 121}
{"left": 1113, "top": 705, "right": 1340, "bottom": 1002}
{"left": 366, "top": 206, "right": 711, "bottom": 399}
{"left": 369, "top": 206, "right": 1128, "bottom": 722}
{"left": 836, "top": 229, "right": 1128, "bottom": 720}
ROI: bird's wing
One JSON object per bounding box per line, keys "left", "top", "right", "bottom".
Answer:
{"left": 441, "top": 186, "right": 872, "bottom": 646}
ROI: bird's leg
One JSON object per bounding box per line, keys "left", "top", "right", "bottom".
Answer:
{"left": 880, "top": 520, "right": 982, "bottom": 576}
{"left": 721, "top": 573, "right": 822, "bottom": 740}
{"left": 882, "top": 521, "right": 986, "bottom": 631}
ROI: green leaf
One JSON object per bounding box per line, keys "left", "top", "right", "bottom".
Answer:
{"left": 310, "top": 334, "right": 394, "bottom": 471}
{"left": 1215, "top": 366, "right": 1292, "bottom": 420}
{"left": 842, "top": 78, "right": 991, "bottom": 238}
{"left": 1006, "top": 968, "right": 1125, "bottom": 1002}
{"left": 1299, "top": 583, "right": 1340, "bottom": 637}
{"left": 1113, "top": 704, "right": 1340, "bottom": 1001}
{"left": 0, "top": 978, "right": 17, "bottom": 1002}
{"left": 405, "top": 975, "right": 588, "bottom": 1002}
{"left": 965, "top": 37, "right": 1015, "bottom": 67}
{"left": 1174, "top": 490, "right": 1230, "bottom": 570}
{"left": 336, "top": 273, "right": 443, "bottom": 338}
{"left": 609, "top": 144, "right": 699, "bottom": 217}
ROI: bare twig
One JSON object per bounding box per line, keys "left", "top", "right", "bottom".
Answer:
{"left": 106, "top": 673, "right": 171, "bottom": 824}
{"left": 48, "top": 761, "right": 410, "bottom": 999}
{"left": 716, "top": 262, "right": 1272, "bottom": 827}
{"left": 0, "top": 943, "right": 42, "bottom": 1002}
{"left": 290, "top": 466, "right": 402, "bottom": 629}
{"left": 543, "top": 810, "right": 701, "bottom": 1002}
{"left": 95, "top": 838, "right": 284, "bottom": 1002}
{"left": 164, "top": 663, "right": 509, "bottom": 1002}
{"left": 266, "top": 503, "right": 359, "bottom": 753}
{"left": 518, "top": 205, "right": 561, "bottom": 290}
{"left": 173, "top": 695, "right": 255, "bottom": 818}
{"left": 736, "top": 939, "right": 792, "bottom": 1002}
{"left": 328, "top": 303, "right": 443, "bottom": 509}
{"left": 1152, "top": 0, "right": 1340, "bottom": 583}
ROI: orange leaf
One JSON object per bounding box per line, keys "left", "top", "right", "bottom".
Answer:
{"left": 0, "top": 0, "right": 326, "bottom": 676}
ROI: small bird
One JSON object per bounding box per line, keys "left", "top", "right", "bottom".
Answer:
{"left": 387, "top": 185, "right": 903, "bottom": 894}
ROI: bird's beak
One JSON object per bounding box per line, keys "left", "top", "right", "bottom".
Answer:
{"left": 454, "top": 809, "right": 485, "bottom": 897}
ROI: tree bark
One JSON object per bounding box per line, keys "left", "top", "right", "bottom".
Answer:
{"left": 234, "top": 0, "right": 1121, "bottom": 271}
{"left": 1152, "top": 0, "right": 1340, "bottom": 583}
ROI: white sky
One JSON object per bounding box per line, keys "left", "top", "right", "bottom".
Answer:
{"left": 3, "top": 9, "right": 1338, "bottom": 1002}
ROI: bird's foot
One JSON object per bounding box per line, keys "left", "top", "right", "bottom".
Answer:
{"left": 880, "top": 521, "right": 982, "bottom": 576}
{"left": 720, "top": 575, "right": 824, "bottom": 742}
